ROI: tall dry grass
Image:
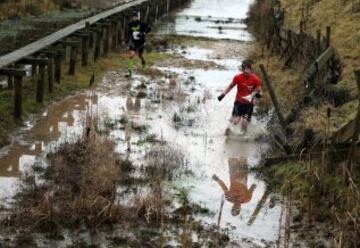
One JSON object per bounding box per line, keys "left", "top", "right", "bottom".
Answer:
{"left": 7, "top": 136, "right": 124, "bottom": 234}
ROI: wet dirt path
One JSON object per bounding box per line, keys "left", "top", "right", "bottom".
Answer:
{"left": 0, "top": 0, "right": 283, "bottom": 246}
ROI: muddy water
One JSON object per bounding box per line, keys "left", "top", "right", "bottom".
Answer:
{"left": 0, "top": 0, "right": 283, "bottom": 246}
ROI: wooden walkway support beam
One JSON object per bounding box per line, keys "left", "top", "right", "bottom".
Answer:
{"left": 92, "top": 28, "right": 103, "bottom": 61}
{"left": 40, "top": 51, "right": 57, "bottom": 93}
{"left": 60, "top": 41, "right": 79, "bottom": 75}
{"left": 17, "top": 57, "right": 49, "bottom": 103}
{"left": 259, "top": 64, "right": 287, "bottom": 131}
{"left": 0, "top": 68, "right": 27, "bottom": 119}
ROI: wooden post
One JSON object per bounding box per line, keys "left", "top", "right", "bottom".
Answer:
{"left": 94, "top": 29, "right": 102, "bottom": 61}
{"left": 37, "top": 65, "right": 46, "bottom": 103}
{"left": 299, "top": 21, "right": 304, "bottom": 34}
{"left": 69, "top": 45, "right": 77, "bottom": 75}
{"left": 103, "top": 25, "right": 110, "bottom": 55}
{"left": 325, "top": 26, "right": 331, "bottom": 48}
{"left": 32, "top": 64, "right": 37, "bottom": 76}
{"left": 8, "top": 74, "right": 13, "bottom": 90}
{"left": 14, "top": 76, "right": 22, "bottom": 119}
{"left": 155, "top": 4, "right": 159, "bottom": 20}
{"left": 316, "top": 30, "right": 321, "bottom": 55}
{"left": 112, "top": 21, "right": 119, "bottom": 51}
{"left": 81, "top": 35, "right": 88, "bottom": 66}
{"left": 145, "top": 5, "right": 150, "bottom": 23}
{"left": 7, "top": 64, "right": 14, "bottom": 90}
{"left": 259, "top": 64, "right": 287, "bottom": 130}
{"left": 55, "top": 52, "right": 62, "bottom": 83}
{"left": 0, "top": 69, "right": 26, "bottom": 119}
{"left": 48, "top": 57, "right": 54, "bottom": 93}
{"left": 167, "top": 0, "right": 170, "bottom": 13}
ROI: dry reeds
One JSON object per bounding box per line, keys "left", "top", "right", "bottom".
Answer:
{"left": 10, "top": 136, "right": 123, "bottom": 233}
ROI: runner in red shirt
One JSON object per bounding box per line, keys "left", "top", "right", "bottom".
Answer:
{"left": 218, "top": 61, "right": 262, "bottom": 134}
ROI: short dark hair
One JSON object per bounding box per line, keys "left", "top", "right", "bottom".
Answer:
{"left": 132, "top": 11, "right": 139, "bottom": 18}
{"left": 241, "top": 59, "right": 253, "bottom": 70}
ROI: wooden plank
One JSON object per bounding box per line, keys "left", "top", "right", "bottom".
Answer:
{"left": 333, "top": 119, "right": 356, "bottom": 143}
{"left": 303, "top": 46, "right": 334, "bottom": 88}
{"left": 316, "top": 46, "right": 334, "bottom": 70}
{"left": 0, "top": 68, "right": 27, "bottom": 77}
{"left": 0, "top": 0, "right": 148, "bottom": 69}
{"left": 18, "top": 57, "right": 49, "bottom": 66}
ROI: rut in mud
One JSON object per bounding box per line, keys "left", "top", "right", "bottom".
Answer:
{"left": 0, "top": 0, "right": 291, "bottom": 247}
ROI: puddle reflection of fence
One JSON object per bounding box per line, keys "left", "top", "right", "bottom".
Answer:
{"left": 0, "top": 94, "right": 92, "bottom": 177}
{"left": 0, "top": 143, "right": 41, "bottom": 177}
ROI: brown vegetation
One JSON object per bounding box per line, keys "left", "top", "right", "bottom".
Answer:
{"left": 7, "top": 137, "right": 123, "bottom": 233}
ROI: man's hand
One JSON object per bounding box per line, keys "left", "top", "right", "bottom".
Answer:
{"left": 254, "top": 92, "right": 262, "bottom": 98}
{"left": 217, "top": 93, "right": 225, "bottom": 101}
{"left": 212, "top": 174, "right": 219, "bottom": 181}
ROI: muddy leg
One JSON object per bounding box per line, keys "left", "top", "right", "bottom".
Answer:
{"left": 241, "top": 118, "right": 249, "bottom": 134}
{"left": 138, "top": 50, "right": 146, "bottom": 68}
{"left": 127, "top": 50, "right": 136, "bottom": 77}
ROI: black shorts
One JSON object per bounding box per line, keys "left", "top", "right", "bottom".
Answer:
{"left": 129, "top": 41, "right": 144, "bottom": 54}
{"left": 232, "top": 101, "right": 254, "bottom": 121}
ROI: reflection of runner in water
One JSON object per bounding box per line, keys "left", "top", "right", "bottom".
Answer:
{"left": 212, "top": 157, "right": 256, "bottom": 216}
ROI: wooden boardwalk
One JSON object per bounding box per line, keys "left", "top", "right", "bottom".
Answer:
{"left": 0, "top": 0, "right": 188, "bottom": 119}
{"left": 0, "top": 0, "right": 146, "bottom": 69}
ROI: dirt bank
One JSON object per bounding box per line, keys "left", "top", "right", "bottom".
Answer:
{"left": 246, "top": 0, "right": 360, "bottom": 247}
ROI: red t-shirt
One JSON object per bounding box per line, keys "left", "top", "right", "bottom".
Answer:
{"left": 231, "top": 72, "right": 261, "bottom": 104}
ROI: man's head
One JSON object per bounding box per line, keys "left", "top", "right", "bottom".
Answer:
{"left": 132, "top": 11, "right": 139, "bottom": 21}
{"left": 241, "top": 60, "right": 252, "bottom": 75}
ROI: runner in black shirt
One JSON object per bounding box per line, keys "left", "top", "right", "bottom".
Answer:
{"left": 126, "top": 11, "right": 151, "bottom": 78}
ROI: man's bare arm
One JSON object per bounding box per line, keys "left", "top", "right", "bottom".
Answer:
{"left": 218, "top": 82, "right": 235, "bottom": 101}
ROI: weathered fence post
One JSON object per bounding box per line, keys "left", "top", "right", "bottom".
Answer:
{"left": 55, "top": 51, "right": 63, "bottom": 83}
{"left": 325, "top": 26, "right": 331, "bottom": 48}
{"left": 155, "top": 4, "right": 159, "bottom": 20}
{"left": 31, "top": 64, "right": 37, "bottom": 76}
{"left": 111, "top": 20, "right": 119, "bottom": 50}
{"left": 81, "top": 35, "right": 89, "bottom": 66}
{"left": 8, "top": 74, "right": 13, "bottom": 90}
{"left": 316, "top": 30, "right": 321, "bottom": 55}
{"left": 37, "top": 64, "right": 46, "bottom": 103}
{"left": 14, "top": 75, "right": 23, "bottom": 119}
{"left": 0, "top": 69, "right": 26, "bottom": 119}
{"left": 7, "top": 64, "right": 14, "bottom": 90}
{"left": 259, "top": 64, "right": 287, "bottom": 130}
{"left": 47, "top": 56, "right": 54, "bottom": 93}
{"left": 103, "top": 24, "right": 110, "bottom": 55}
{"left": 94, "top": 28, "right": 102, "bottom": 61}
{"left": 69, "top": 44, "right": 77, "bottom": 75}
{"left": 145, "top": 5, "right": 150, "bottom": 23}
{"left": 61, "top": 41, "right": 79, "bottom": 75}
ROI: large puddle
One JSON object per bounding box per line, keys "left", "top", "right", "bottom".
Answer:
{"left": 0, "top": 0, "right": 283, "bottom": 246}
